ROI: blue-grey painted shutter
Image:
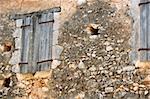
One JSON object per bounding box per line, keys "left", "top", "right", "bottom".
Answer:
{"left": 36, "top": 12, "right": 54, "bottom": 71}
{"left": 139, "top": 0, "right": 150, "bottom": 61}
{"left": 11, "top": 7, "right": 61, "bottom": 73}
{"left": 19, "top": 13, "right": 54, "bottom": 73}
{"left": 20, "top": 17, "right": 32, "bottom": 73}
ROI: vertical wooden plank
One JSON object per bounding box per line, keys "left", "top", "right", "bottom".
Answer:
{"left": 39, "top": 13, "right": 47, "bottom": 23}
{"left": 20, "top": 18, "right": 31, "bottom": 73}
{"left": 37, "top": 13, "right": 53, "bottom": 71}
{"left": 43, "top": 22, "right": 49, "bottom": 70}
{"left": 28, "top": 16, "right": 35, "bottom": 72}
{"left": 139, "top": 3, "right": 148, "bottom": 61}
{"left": 44, "top": 15, "right": 53, "bottom": 70}
{"left": 38, "top": 22, "right": 48, "bottom": 70}
{"left": 31, "top": 16, "right": 39, "bottom": 72}
{"left": 47, "top": 12, "right": 54, "bottom": 21}
{"left": 147, "top": 3, "right": 150, "bottom": 59}
{"left": 49, "top": 22, "right": 53, "bottom": 69}
{"left": 38, "top": 23, "right": 43, "bottom": 71}
{"left": 37, "top": 18, "right": 44, "bottom": 71}
{"left": 25, "top": 17, "right": 31, "bottom": 26}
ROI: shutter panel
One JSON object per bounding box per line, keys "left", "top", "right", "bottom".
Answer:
{"left": 32, "top": 16, "right": 39, "bottom": 73}
{"left": 36, "top": 12, "right": 53, "bottom": 71}
{"left": 139, "top": 0, "right": 150, "bottom": 61}
{"left": 11, "top": 7, "right": 61, "bottom": 73}
{"left": 20, "top": 17, "right": 32, "bottom": 73}
{"left": 147, "top": 2, "right": 150, "bottom": 60}
{"left": 19, "top": 13, "right": 54, "bottom": 73}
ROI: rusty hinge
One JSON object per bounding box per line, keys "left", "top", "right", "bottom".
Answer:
{"left": 138, "top": 48, "right": 150, "bottom": 51}
{"left": 37, "top": 59, "right": 53, "bottom": 64}
{"left": 139, "top": 1, "right": 150, "bottom": 6}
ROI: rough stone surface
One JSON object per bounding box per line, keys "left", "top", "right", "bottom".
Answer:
{"left": 105, "top": 87, "right": 114, "bottom": 93}
{"left": 34, "top": 70, "right": 52, "bottom": 79}
{"left": 0, "top": 0, "right": 149, "bottom": 99}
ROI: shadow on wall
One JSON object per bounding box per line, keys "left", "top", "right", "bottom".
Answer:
{"left": 51, "top": 0, "right": 131, "bottom": 98}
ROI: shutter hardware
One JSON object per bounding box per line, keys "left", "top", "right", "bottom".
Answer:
{"left": 139, "top": 1, "right": 150, "bottom": 6}
{"left": 19, "top": 59, "right": 53, "bottom": 65}
{"left": 138, "top": 48, "right": 150, "bottom": 51}
{"left": 37, "top": 59, "right": 53, "bottom": 64}
{"left": 19, "top": 62, "right": 28, "bottom": 65}
{"left": 39, "top": 20, "right": 54, "bottom": 24}
{"left": 21, "top": 25, "right": 30, "bottom": 28}
{"left": 20, "top": 20, "right": 54, "bottom": 27}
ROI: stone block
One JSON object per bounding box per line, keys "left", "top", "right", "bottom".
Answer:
{"left": 143, "top": 75, "right": 150, "bottom": 87}
{"left": 34, "top": 70, "right": 52, "bottom": 79}
{"left": 0, "top": 80, "right": 4, "bottom": 88}
{"left": 135, "top": 61, "right": 150, "bottom": 69}
{"left": 9, "top": 50, "right": 21, "bottom": 65}
{"left": 51, "top": 60, "right": 61, "bottom": 69}
{"left": 0, "top": 44, "right": 4, "bottom": 53}
{"left": 53, "top": 13, "right": 60, "bottom": 31}
{"left": 52, "top": 30, "right": 59, "bottom": 45}
{"left": 52, "top": 45, "right": 63, "bottom": 59}
{"left": 16, "top": 73, "right": 34, "bottom": 81}
{"left": 15, "top": 38, "right": 22, "bottom": 49}
{"left": 16, "top": 19, "right": 23, "bottom": 27}
{"left": 12, "top": 64, "right": 20, "bottom": 73}
{"left": 13, "top": 28, "right": 22, "bottom": 38}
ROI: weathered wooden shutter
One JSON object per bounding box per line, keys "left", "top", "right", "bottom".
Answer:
{"left": 36, "top": 12, "right": 54, "bottom": 71}
{"left": 139, "top": 0, "right": 150, "bottom": 61}
{"left": 10, "top": 7, "right": 61, "bottom": 73}
{"left": 19, "top": 17, "right": 31, "bottom": 72}
{"left": 19, "top": 13, "right": 54, "bottom": 73}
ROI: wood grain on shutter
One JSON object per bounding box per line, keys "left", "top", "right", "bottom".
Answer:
{"left": 147, "top": 2, "right": 150, "bottom": 60}
{"left": 139, "top": 1, "right": 150, "bottom": 61}
{"left": 32, "top": 16, "right": 39, "bottom": 72}
{"left": 38, "top": 12, "right": 54, "bottom": 23}
{"left": 16, "top": 12, "right": 54, "bottom": 73}
{"left": 37, "top": 12, "right": 53, "bottom": 71}
{"left": 20, "top": 17, "right": 31, "bottom": 73}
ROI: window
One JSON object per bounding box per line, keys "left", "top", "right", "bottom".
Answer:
{"left": 10, "top": 7, "right": 63, "bottom": 73}
{"left": 130, "top": 0, "right": 150, "bottom": 63}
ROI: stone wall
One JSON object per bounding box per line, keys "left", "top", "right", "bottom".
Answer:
{"left": 0, "top": 0, "right": 150, "bottom": 98}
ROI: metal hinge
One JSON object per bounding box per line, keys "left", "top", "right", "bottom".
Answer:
{"left": 39, "top": 20, "right": 54, "bottom": 24}
{"left": 19, "top": 62, "right": 28, "bottom": 65}
{"left": 37, "top": 59, "right": 53, "bottom": 64}
{"left": 138, "top": 48, "right": 150, "bottom": 51}
{"left": 139, "top": 1, "right": 150, "bottom": 6}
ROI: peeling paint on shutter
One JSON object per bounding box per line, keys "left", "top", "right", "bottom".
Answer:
{"left": 139, "top": 0, "right": 150, "bottom": 61}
